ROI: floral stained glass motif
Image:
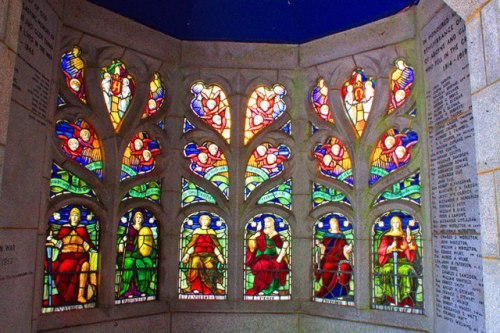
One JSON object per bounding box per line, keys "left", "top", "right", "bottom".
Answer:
{"left": 313, "top": 137, "right": 353, "bottom": 186}
{"left": 311, "top": 78, "right": 334, "bottom": 123}
{"left": 179, "top": 212, "right": 227, "bottom": 300}
{"left": 121, "top": 132, "right": 160, "bottom": 181}
{"left": 101, "top": 59, "right": 135, "bottom": 131}
{"left": 257, "top": 179, "right": 292, "bottom": 210}
{"left": 116, "top": 208, "right": 159, "bottom": 304}
{"left": 312, "top": 183, "right": 351, "bottom": 208}
{"left": 372, "top": 211, "right": 423, "bottom": 314}
{"left": 374, "top": 173, "right": 421, "bottom": 206}
{"left": 61, "top": 46, "right": 86, "bottom": 103}
{"left": 244, "top": 214, "right": 291, "bottom": 300}
{"left": 123, "top": 181, "right": 161, "bottom": 203}
{"left": 50, "top": 163, "right": 97, "bottom": 199}
{"left": 313, "top": 213, "right": 354, "bottom": 305}
{"left": 244, "top": 84, "right": 287, "bottom": 144}
{"left": 389, "top": 58, "right": 414, "bottom": 114}
{"left": 181, "top": 178, "right": 216, "bottom": 207}
{"left": 370, "top": 129, "right": 418, "bottom": 185}
{"left": 183, "top": 118, "right": 195, "bottom": 134}
{"left": 190, "top": 82, "right": 231, "bottom": 143}
{"left": 57, "top": 95, "right": 66, "bottom": 108}
{"left": 142, "top": 73, "right": 166, "bottom": 119}
{"left": 280, "top": 121, "right": 292, "bottom": 135}
{"left": 184, "top": 142, "right": 229, "bottom": 198}
{"left": 56, "top": 119, "right": 103, "bottom": 179}
{"left": 245, "top": 143, "right": 291, "bottom": 199}
{"left": 341, "top": 68, "right": 375, "bottom": 137}
{"left": 42, "top": 205, "right": 99, "bottom": 313}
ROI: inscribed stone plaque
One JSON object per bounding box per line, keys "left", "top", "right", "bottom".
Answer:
{"left": 424, "top": 6, "right": 485, "bottom": 333}
{"left": 11, "top": 0, "right": 58, "bottom": 126}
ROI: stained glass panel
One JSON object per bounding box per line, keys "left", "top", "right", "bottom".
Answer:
{"left": 121, "top": 132, "right": 160, "bottom": 181}
{"left": 312, "top": 183, "right": 351, "bottom": 208}
{"left": 55, "top": 119, "right": 103, "bottom": 179}
{"left": 184, "top": 142, "right": 229, "bottom": 198}
{"left": 181, "top": 178, "right": 216, "bottom": 207}
{"left": 115, "top": 208, "right": 159, "bottom": 304}
{"left": 313, "top": 137, "right": 353, "bottom": 186}
{"left": 257, "top": 179, "right": 292, "bottom": 210}
{"left": 372, "top": 211, "right": 423, "bottom": 314}
{"left": 341, "top": 68, "right": 375, "bottom": 137}
{"left": 374, "top": 173, "right": 421, "bottom": 206}
{"left": 61, "top": 46, "right": 86, "bottom": 103}
{"left": 57, "top": 95, "right": 66, "bottom": 108}
{"left": 370, "top": 129, "right": 418, "bottom": 185}
{"left": 142, "top": 73, "right": 166, "bottom": 119}
{"left": 245, "top": 143, "right": 290, "bottom": 199}
{"left": 409, "top": 108, "right": 417, "bottom": 117}
{"left": 179, "top": 212, "right": 227, "bottom": 299}
{"left": 311, "top": 78, "right": 334, "bottom": 123}
{"left": 183, "top": 117, "right": 195, "bottom": 134}
{"left": 311, "top": 122, "right": 319, "bottom": 135}
{"left": 42, "top": 205, "right": 99, "bottom": 313}
{"left": 389, "top": 58, "right": 414, "bottom": 114}
{"left": 123, "top": 181, "right": 162, "bottom": 203}
{"left": 101, "top": 59, "right": 135, "bottom": 131}
{"left": 313, "top": 213, "right": 354, "bottom": 305}
{"left": 190, "top": 82, "right": 231, "bottom": 143}
{"left": 280, "top": 121, "right": 292, "bottom": 135}
{"left": 50, "top": 163, "right": 97, "bottom": 199}
{"left": 244, "top": 213, "right": 291, "bottom": 300}
{"left": 244, "top": 84, "right": 286, "bottom": 144}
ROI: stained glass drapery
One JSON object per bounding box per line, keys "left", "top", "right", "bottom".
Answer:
{"left": 142, "top": 73, "right": 166, "bottom": 119}
{"left": 311, "top": 78, "right": 334, "bottom": 123}
{"left": 389, "top": 58, "right": 414, "bottom": 114}
{"left": 313, "top": 137, "right": 353, "bottom": 185}
{"left": 121, "top": 132, "right": 161, "bottom": 181}
{"left": 61, "top": 46, "right": 86, "bottom": 103}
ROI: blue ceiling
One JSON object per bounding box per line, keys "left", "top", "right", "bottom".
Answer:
{"left": 87, "top": 0, "right": 419, "bottom": 44}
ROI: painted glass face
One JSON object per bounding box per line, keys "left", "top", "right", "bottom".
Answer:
{"left": 42, "top": 205, "right": 99, "bottom": 313}
{"left": 142, "top": 73, "right": 166, "bottom": 119}
{"left": 121, "top": 132, "right": 161, "bottom": 181}
{"left": 313, "top": 137, "right": 353, "bottom": 186}
{"left": 179, "top": 212, "right": 227, "bottom": 300}
{"left": 311, "top": 78, "right": 334, "bottom": 124}
{"left": 389, "top": 58, "right": 414, "bottom": 114}
{"left": 61, "top": 46, "right": 86, "bottom": 103}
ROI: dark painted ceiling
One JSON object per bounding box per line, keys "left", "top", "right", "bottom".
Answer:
{"left": 87, "top": 0, "right": 419, "bottom": 44}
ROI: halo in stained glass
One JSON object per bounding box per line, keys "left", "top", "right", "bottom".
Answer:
{"left": 244, "top": 84, "right": 287, "bottom": 144}
{"left": 190, "top": 82, "right": 231, "bottom": 143}
{"left": 313, "top": 137, "right": 353, "bottom": 186}
{"left": 312, "top": 183, "right": 351, "bottom": 208}
{"left": 372, "top": 210, "right": 423, "bottom": 314}
{"left": 50, "top": 163, "right": 97, "bottom": 199}
{"left": 55, "top": 119, "right": 103, "bottom": 179}
{"left": 61, "top": 46, "right": 86, "bottom": 103}
{"left": 370, "top": 128, "right": 418, "bottom": 185}
{"left": 389, "top": 58, "right": 414, "bottom": 114}
{"left": 313, "top": 213, "right": 354, "bottom": 305}
{"left": 245, "top": 143, "right": 291, "bottom": 199}
{"left": 244, "top": 213, "right": 291, "bottom": 300}
{"left": 311, "top": 78, "right": 334, "bottom": 123}
{"left": 121, "top": 132, "right": 161, "bottom": 181}
{"left": 340, "top": 68, "right": 375, "bottom": 137}
{"left": 142, "top": 73, "right": 166, "bottom": 119}
{"left": 257, "top": 179, "right": 292, "bottom": 210}
{"left": 123, "top": 180, "right": 162, "bottom": 203}
{"left": 374, "top": 173, "right": 421, "bottom": 206}
{"left": 179, "top": 211, "right": 227, "bottom": 300}
{"left": 181, "top": 178, "right": 217, "bottom": 207}
{"left": 101, "top": 59, "right": 135, "bottom": 131}
{"left": 184, "top": 142, "right": 229, "bottom": 198}
{"left": 42, "top": 205, "right": 99, "bottom": 313}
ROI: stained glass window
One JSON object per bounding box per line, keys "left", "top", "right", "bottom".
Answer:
{"left": 181, "top": 178, "right": 216, "bottom": 207}
{"left": 184, "top": 141, "right": 229, "bottom": 198}
{"left": 313, "top": 213, "right": 354, "bottom": 305}
{"left": 313, "top": 137, "right": 353, "bottom": 185}
{"left": 389, "top": 58, "right": 414, "bottom": 114}
{"left": 190, "top": 82, "right": 231, "bottom": 143}
{"left": 121, "top": 132, "right": 161, "bottom": 181}
{"left": 311, "top": 78, "right": 334, "bottom": 123}
{"left": 101, "top": 59, "right": 135, "bottom": 131}
{"left": 142, "top": 73, "right": 166, "bottom": 119}
{"left": 61, "top": 46, "right": 86, "bottom": 103}
{"left": 55, "top": 119, "right": 103, "bottom": 179}
{"left": 115, "top": 208, "right": 159, "bottom": 304}
{"left": 312, "top": 183, "right": 351, "bottom": 208}
{"left": 311, "top": 122, "right": 319, "bottom": 135}
{"left": 280, "top": 121, "right": 292, "bottom": 135}
{"left": 374, "top": 173, "right": 421, "bottom": 206}
{"left": 179, "top": 212, "right": 227, "bottom": 299}
{"left": 50, "top": 163, "right": 97, "bottom": 199}
{"left": 370, "top": 128, "right": 418, "bottom": 185}
{"left": 244, "top": 213, "right": 291, "bottom": 300}
{"left": 257, "top": 179, "right": 292, "bottom": 210}
{"left": 183, "top": 117, "right": 195, "bottom": 134}
{"left": 244, "top": 84, "right": 286, "bottom": 144}
{"left": 341, "top": 68, "right": 375, "bottom": 137}
{"left": 42, "top": 205, "right": 99, "bottom": 313}
{"left": 57, "top": 95, "right": 66, "bottom": 108}
{"left": 245, "top": 143, "right": 290, "bottom": 199}
{"left": 123, "top": 181, "right": 162, "bottom": 203}
{"left": 372, "top": 211, "right": 423, "bottom": 314}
